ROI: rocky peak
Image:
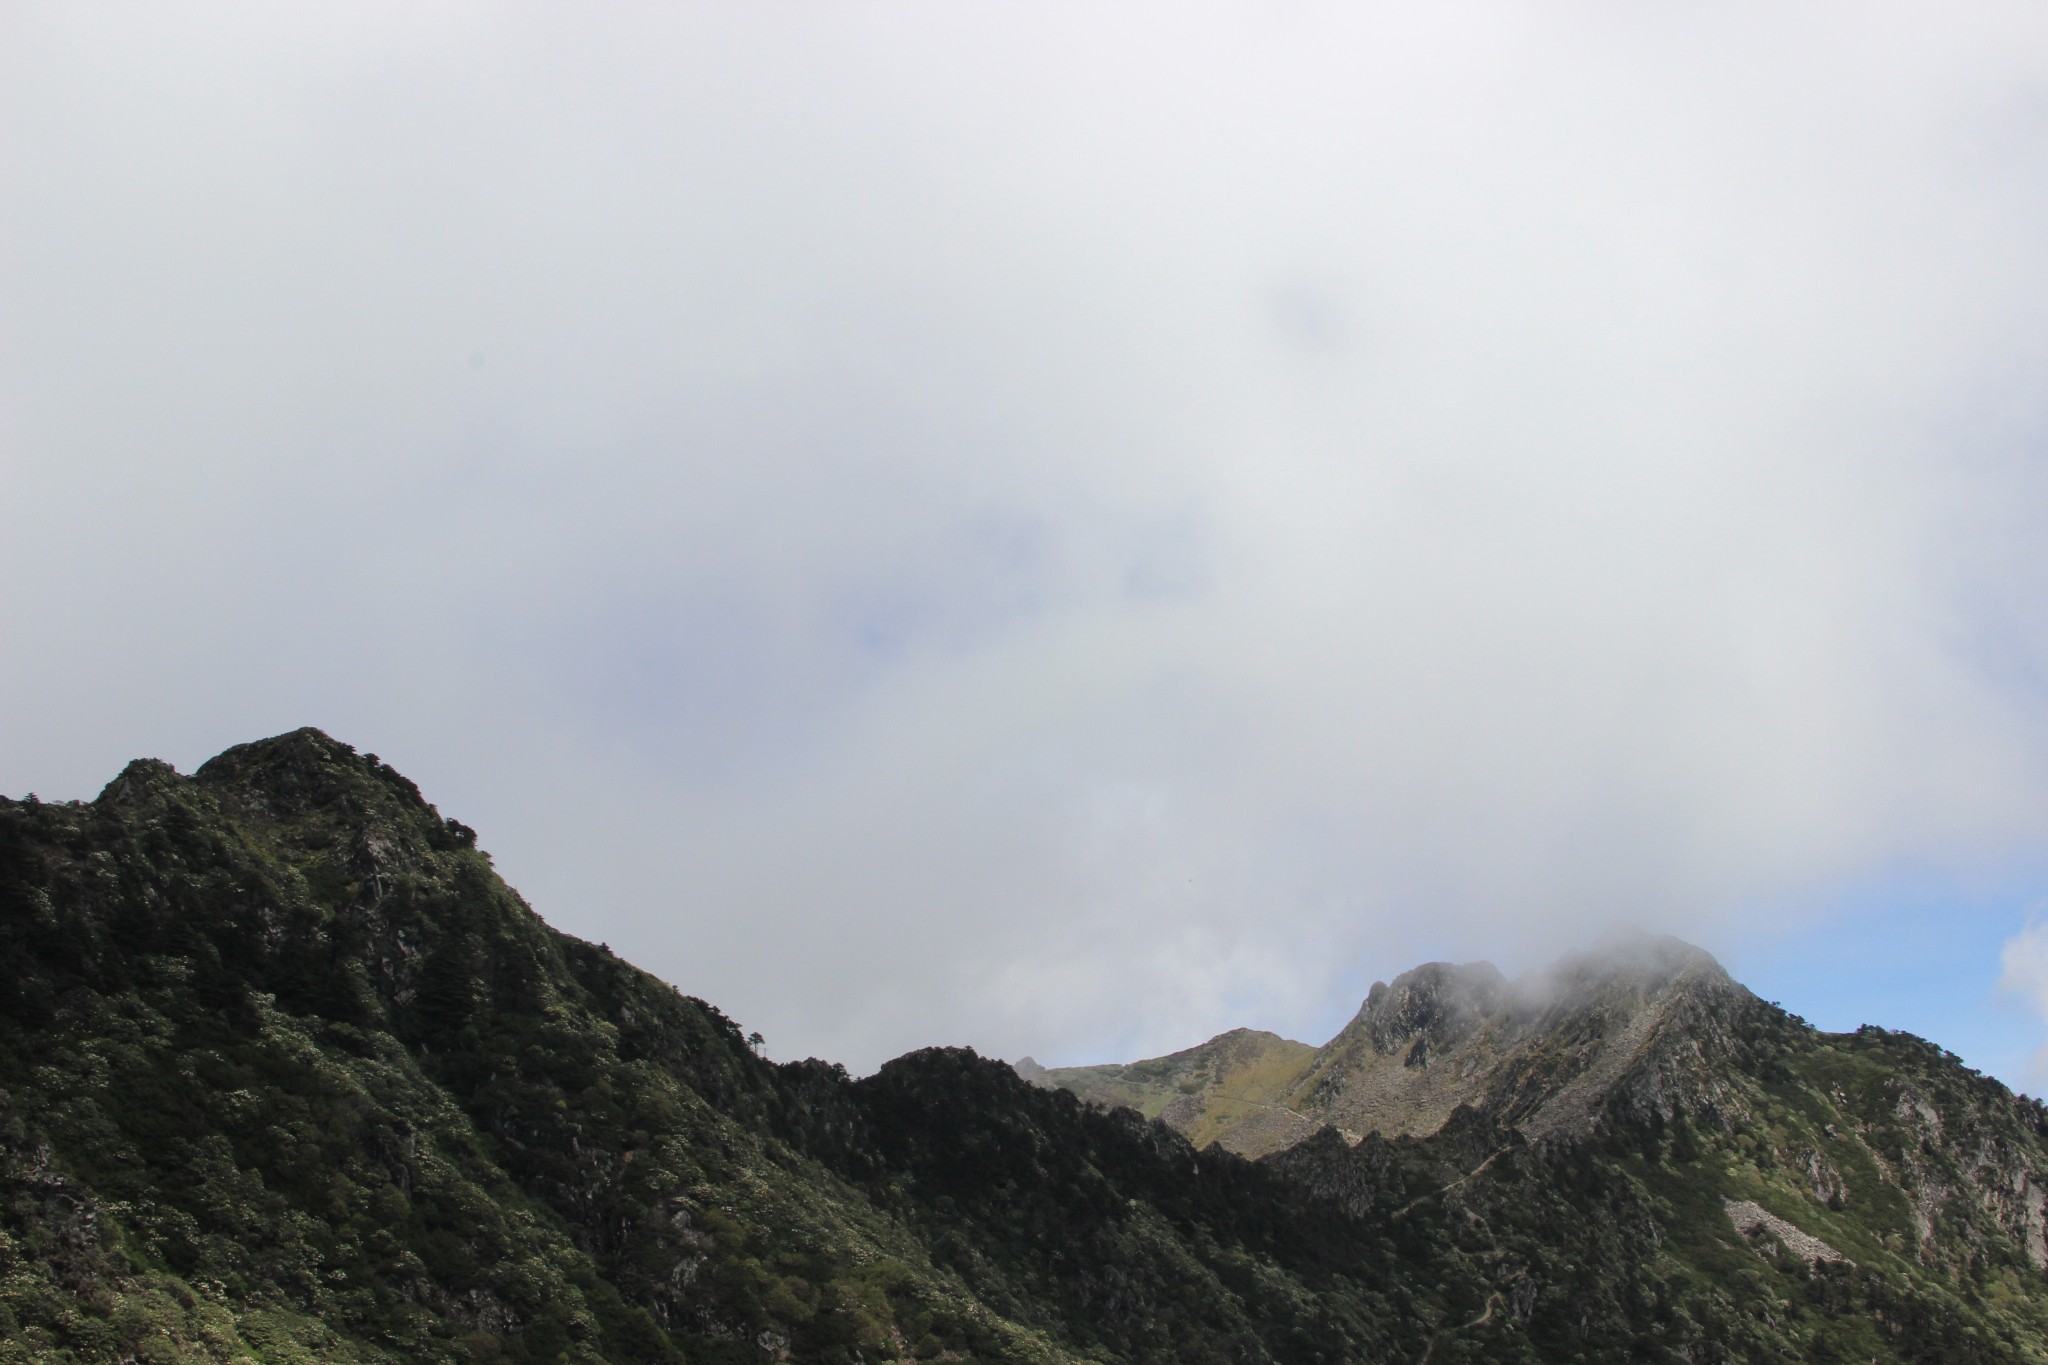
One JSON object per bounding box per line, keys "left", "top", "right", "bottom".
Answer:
{"left": 1529, "top": 935, "right": 1737, "bottom": 1014}
{"left": 1035, "top": 939, "right": 1775, "bottom": 1156}
{"left": 186, "top": 727, "right": 477, "bottom": 862}
{"left": 1354, "top": 960, "right": 1510, "bottom": 1056}
{"left": 196, "top": 726, "right": 392, "bottom": 813}
{"left": 94, "top": 757, "right": 182, "bottom": 808}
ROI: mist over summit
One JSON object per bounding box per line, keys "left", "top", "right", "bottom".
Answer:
{"left": 1027, "top": 939, "right": 1764, "bottom": 1156}
{"left": 13, "top": 4, "right": 2048, "bottom": 1359}
{"left": 12, "top": 2, "right": 2048, "bottom": 1084}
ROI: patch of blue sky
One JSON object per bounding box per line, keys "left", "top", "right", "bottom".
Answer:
{"left": 1724, "top": 855, "right": 2048, "bottom": 1094}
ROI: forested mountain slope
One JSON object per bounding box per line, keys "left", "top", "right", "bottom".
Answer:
{"left": 4, "top": 729, "right": 2048, "bottom": 1363}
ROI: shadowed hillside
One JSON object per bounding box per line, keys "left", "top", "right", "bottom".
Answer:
{"left": 5, "top": 730, "right": 2048, "bottom": 1362}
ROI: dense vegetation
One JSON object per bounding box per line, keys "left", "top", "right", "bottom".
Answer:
{"left": 5, "top": 729, "right": 2048, "bottom": 1362}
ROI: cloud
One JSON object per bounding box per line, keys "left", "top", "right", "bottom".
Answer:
{"left": 7, "top": 2, "right": 2048, "bottom": 1070}
{"left": 2001, "top": 922, "right": 2048, "bottom": 1084}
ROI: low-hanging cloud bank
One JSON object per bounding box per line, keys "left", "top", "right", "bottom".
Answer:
{"left": 6, "top": 3, "right": 2048, "bottom": 1071}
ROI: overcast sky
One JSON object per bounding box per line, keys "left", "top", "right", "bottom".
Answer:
{"left": 7, "top": 2, "right": 2048, "bottom": 1079}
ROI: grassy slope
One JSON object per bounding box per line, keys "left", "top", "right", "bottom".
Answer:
{"left": 1037, "top": 1033, "right": 1319, "bottom": 1149}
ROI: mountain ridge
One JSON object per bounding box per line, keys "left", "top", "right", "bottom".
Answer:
{"left": 1024, "top": 939, "right": 1769, "bottom": 1157}
{"left": 5, "top": 728, "right": 2048, "bottom": 1362}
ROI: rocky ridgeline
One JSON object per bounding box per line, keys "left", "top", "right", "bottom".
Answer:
{"left": 1030, "top": 942, "right": 1775, "bottom": 1157}
{"left": 1032, "top": 936, "right": 2048, "bottom": 1297}
{"left": 6, "top": 729, "right": 2048, "bottom": 1363}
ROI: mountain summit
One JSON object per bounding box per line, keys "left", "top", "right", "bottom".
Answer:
{"left": 1027, "top": 938, "right": 1765, "bottom": 1156}
{"left": 7, "top": 730, "right": 2048, "bottom": 1362}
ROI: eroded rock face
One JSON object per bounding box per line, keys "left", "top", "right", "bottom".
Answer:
{"left": 1356, "top": 960, "right": 1508, "bottom": 1056}
{"left": 1029, "top": 941, "right": 2048, "bottom": 1335}
{"left": 1725, "top": 1199, "right": 1850, "bottom": 1267}
{"left": 1030, "top": 937, "right": 1770, "bottom": 1156}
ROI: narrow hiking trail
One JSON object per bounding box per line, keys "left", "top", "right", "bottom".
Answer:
{"left": 1390, "top": 1146, "right": 1512, "bottom": 1220}
{"left": 1417, "top": 1292, "right": 1506, "bottom": 1364}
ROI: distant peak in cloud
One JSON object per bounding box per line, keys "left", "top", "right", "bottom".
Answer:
{"left": 7, "top": 2, "right": 2048, "bottom": 1078}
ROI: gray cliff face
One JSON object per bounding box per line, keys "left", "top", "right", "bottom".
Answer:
{"left": 1032, "top": 937, "right": 1779, "bottom": 1155}
{"left": 1480, "top": 940, "right": 1769, "bottom": 1139}
{"left": 1309, "top": 940, "right": 1753, "bottom": 1146}
{"left": 1029, "top": 936, "right": 2048, "bottom": 1303}
{"left": 1353, "top": 960, "right": 1510, "bottom": 1057}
